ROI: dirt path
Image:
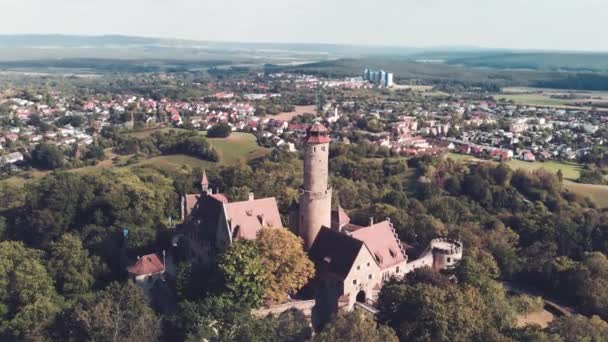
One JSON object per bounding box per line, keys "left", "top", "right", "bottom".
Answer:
{"left": 516, "top": 310, "right": 555, "bottom": 328}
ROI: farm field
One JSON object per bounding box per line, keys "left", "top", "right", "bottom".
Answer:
{"left": 272, "top": 105, "right": 316, "bottom": 121}
{"left": 495, "top": 87, "right": 608, "bottom": 110}
{"left": 493, "top": 94, "right": 572, "bottom": 107}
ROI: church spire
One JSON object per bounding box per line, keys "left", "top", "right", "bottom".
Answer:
{"left": 201, "top": 170, "right": 210, "bottom": 194}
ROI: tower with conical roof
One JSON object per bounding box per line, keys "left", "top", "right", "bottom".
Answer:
{"left": 298, "top": 122, "right": 332, "bottom": 250}
{"left": 201, "top": 170, "right": 210, "bottom": 195}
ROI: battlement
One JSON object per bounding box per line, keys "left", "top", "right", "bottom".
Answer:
{"left": 430, "top": 238, "right": 463, "bottom": 255}
{"left": 428, "top": 238, "right": 463, "bottom": 270}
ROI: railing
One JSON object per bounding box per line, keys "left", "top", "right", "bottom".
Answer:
{"left": 354, "top": 301, "right": 379, "bottom": 315}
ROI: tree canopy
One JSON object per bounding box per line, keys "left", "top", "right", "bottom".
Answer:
{"left": 257, "top": 228, "right": 315, "bottom": 304}
{"left": 0, "top": 241, "right": 61, "bottom": 340}
{"left": 314, "top": 311, "right": 398, "bottom": 342}
{"left": 218, "top": 240, "right": 267, "bottom": 308}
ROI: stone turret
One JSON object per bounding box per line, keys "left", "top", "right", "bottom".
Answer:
{"left": 429, "top": 238, "right": 463, "bottom": 270}
{"left": 298, "top": 122, "right": 332, "bottom": 250}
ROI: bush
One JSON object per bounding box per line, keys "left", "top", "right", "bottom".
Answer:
{"left": 207, "top": 123, "right": 232, "bottom": 138}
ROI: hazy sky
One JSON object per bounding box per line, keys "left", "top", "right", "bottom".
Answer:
{"left": 1, "top": 0, "right": 607, "bottom": 51}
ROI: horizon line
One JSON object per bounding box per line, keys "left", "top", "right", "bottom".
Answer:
{"left": 1, "top": 33, "right": 608, "bottom": 54}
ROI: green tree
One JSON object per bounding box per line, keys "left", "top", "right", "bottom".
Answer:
{"left": 512, "top": 294, "right": 544, "bottom": 318}
{"left": 314, "top": 311, "right": 398, "bottom": 342}
{"left": 84, "top": 144, "right": 106, "bottom": 162}
{"left": 274, "top": 308, "right": 312, "bottom": 342}
{"left": 206, "top": 123, "right": 232, "bottom": 138}
{"left": 30, "top": 143, "right": 65, "bottom": 170}
{"left": 68, "top": 281, "right": 160, "bottom": 342}
{"left": 377, "top": 279, "right": 510, "bottom": 342}
{"left": 47, "top": 233, "right": 95, "bottom": 299}
{"left": 257, "top": 228, "right": 315, "bottom": 304}
{"left": 0, "top": 241, "right": 61, "bottom": 340}
{"left": 175, "top": 296, "right": 274, "bottom": 342}
{"left": 548, "top": 314, "right": 608, "bottom": 342}
{"left": 218, "top": 240, "right": 266, "bottom": 307}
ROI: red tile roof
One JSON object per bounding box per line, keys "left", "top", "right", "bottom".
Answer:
{"left": 331, "top": 206, "right": 350, "bottom": 230}
{"left": 306, "top": 123, "right": 330, "bottom": 144}
{"left": 126, "top": 253, "right": 164, "bottom": 275}
{"left": 350, "top": 220, "right": 407, "bottom": 270}
{"left": 309, "top": 122, "right": 328, "bottom": 132}
{"left": 210, "top": 193, "right": 229, "bottom": 203}
{"left": 306, "top": 135, "right": 331, "bottom": 144}
{"left": 183, "top": 194, "right": 201, "bottom": 218}
{"left": 224, "top": 197, "right": 282, "bottom": 240}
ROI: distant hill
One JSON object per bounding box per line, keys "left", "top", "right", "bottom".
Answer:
{"left": 445, "top": 52, "right": 608, "bottom": 73}
{"left": 2, "top": 34, "right": 608, "bottom": 88}
{"left": 276, "top": 57, "right": 608, "bottom": 91}
{"left": 0, "top": 34, "right": 186, "bottom": 48}
{"left": 0, "top": 34, "right": 422, "bottom": 57}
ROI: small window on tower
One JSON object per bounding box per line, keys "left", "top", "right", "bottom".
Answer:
{"left": 313, "top": 147, "right": 316, "bottom": 152}
{"left": 321, "top": 146, "right": 326, "bottom": 151}
{"left": 353, "top": 279, "right": 357, "bottom": 285}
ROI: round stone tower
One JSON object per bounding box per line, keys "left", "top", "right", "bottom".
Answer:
{"left": 430, "top": 238, "right": 463, "bottom": 270}
{"left": 299, "top": 122, "right": 332, "bottom": 250}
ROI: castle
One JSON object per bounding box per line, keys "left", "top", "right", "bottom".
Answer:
{"left": 180, "top": 122, "right": 462, "bottom": 311}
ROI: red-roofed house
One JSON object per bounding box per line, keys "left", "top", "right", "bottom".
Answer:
{"left": 126, "top": 253, "right": 165, "bottom": 289}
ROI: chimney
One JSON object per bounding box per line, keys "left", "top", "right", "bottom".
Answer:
{"left": 249, "top": 192, "right": 254, "bottom": 201}
{"left": 369, "top": 217, "right": 374, "bottom": 226}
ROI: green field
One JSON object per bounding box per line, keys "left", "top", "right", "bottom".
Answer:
{"left": 445, "top": 153, "right": 608, "bottom": 208}
{"left": 207, "top": 133, "right": 268, "bottom": 164}
{"left": 504, "top": 159, "right": 582, "bottom": 181}
{"left": 563, "top": 181, "right": 608, "bottom": 208}
{"left": 446, "top": 153, "right": 582, "bottom": 180}
{"left": 128, "top": 129, "right": 268, "bottom": 164}
{"left": 0, "top": 132, "right": 268, "bottom": 187}
{"left": 493, "top": 94, "right": 572, "bottom": 107}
